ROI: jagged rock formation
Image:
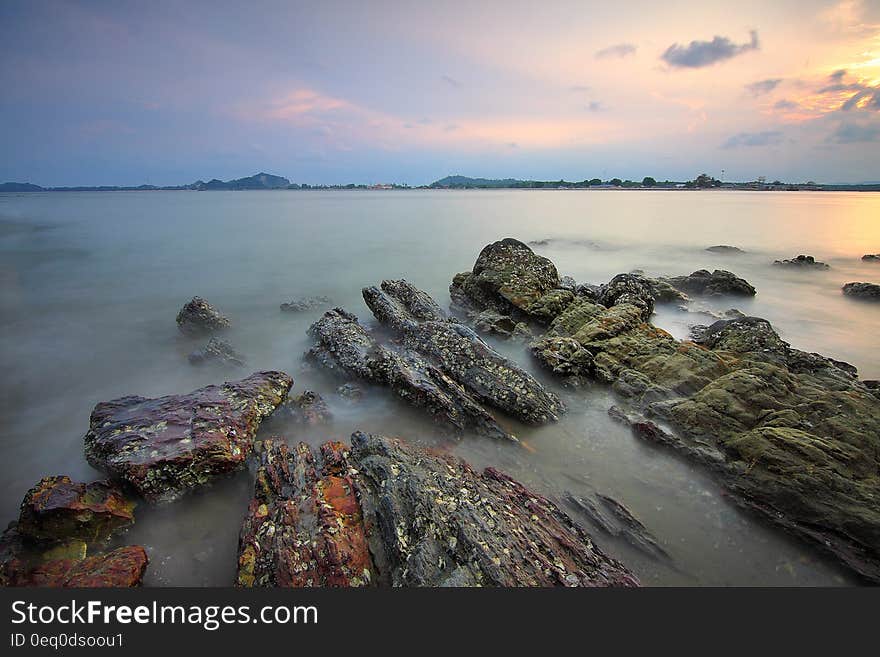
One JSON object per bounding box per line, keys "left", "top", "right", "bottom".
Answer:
{"left": 307, "top": 308, "right": 513, "bottom": 440}
{"left": 83, "top": 371, "right": 292, "bottom": 502}
{"left": 530, "top": 276, "right": 880, "bottom": 581}
{"left": 362, "top": 279, "right": 563, "bottom": 425}
{"left": 176, "top": 296, "right": 231, "bottom": 335}
{"left": 237, "top": 434, "right": 639, "bottom": 587}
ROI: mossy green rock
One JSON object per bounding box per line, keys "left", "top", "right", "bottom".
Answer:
{"left": 532, "top": 289, "right": 880, "bottom": 580}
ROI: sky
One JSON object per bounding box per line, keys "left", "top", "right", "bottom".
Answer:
{"left": 1, "top": 0, "right": 879, "bottom": 186}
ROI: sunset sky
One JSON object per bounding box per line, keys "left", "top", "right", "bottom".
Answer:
{"left": 1, "top": 0, "right": 879, "bottom": 185}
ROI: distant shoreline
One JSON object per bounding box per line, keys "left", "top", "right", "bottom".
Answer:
{"left": 3, "top": 171, "right": 879, "bottom": 193}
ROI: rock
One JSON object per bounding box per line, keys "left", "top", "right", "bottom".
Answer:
{"left": 598, "top": 273, "right": 656, "bottom": 320}
{"left": 176, "top": 296, "right": 230, "bottom": 336}
{"left": 563, "top": 490, "right": 670, "bottom": 561}
{"left": 523, "top": 245, "right": 880, "bottom": 580}
{"left": 574, "top": 282, "right": 602, "bottom": 300}
{"left": 862, "top": 254, "right": 880, "bottom": 262}
{"left": 83, "top": 371, "right": 292, "bottom": 503}
{"left": 773, "top": 254, "right": 830, "bottom": 269}
{"left": 559, "top": 275, "right": 577, "bottom": 290}
{"left": 842, "top": 282, "right": 880, "bottom": 301}
{"left": 306, "top": 308, "right": 513, "bottom": 440}
{"left": 362, "top": 279, "right": 563, "bottom": 425}
{"left": 187, "top": 337, "right": 246, "bottom": 367}
{"left": 666, "top": 269, "right": 756, "bottom": 297}
{"left": 237, "top": 434, "right": 639, "bottom": 587}
{"left": 237, "top": 439, "right": 372, "bottom": 587}
{"left": 275, "top": 390, "right": 332, "bottom": 426}
{"left": 17, "top": 476, "right": 134, "bottom": 543}
{"left": 336, "top": 383, "right": 364, "bottom": 402}
{"left": 450, "top": 238, "right": 561, "bottom": 319}
{"left": 706, "top": 245, "right": 745, "bottom": 254}
{"left": 473, "top": 309, "right": 518, "bottom": 337}
{"left": 280, "top": 295, "right": 331, "bottom": 312}
{"left": 1, "top": 524, "right": 147, "bottom": 587}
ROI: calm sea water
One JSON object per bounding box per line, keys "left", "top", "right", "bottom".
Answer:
{"left": 1, "top": 189, "right": 878, "bottom": 586}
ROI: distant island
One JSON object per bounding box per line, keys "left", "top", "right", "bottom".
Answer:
{"left": 3, "top": 172, "right": 880, "bottom": 192}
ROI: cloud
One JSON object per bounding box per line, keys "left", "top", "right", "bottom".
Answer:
{"left": 774, "top": 99, "right": 798, "bottom": 110}
{"left": 722, "top": 130, "right": 783, "bottom": 148}
{"left": 662, "top": 31, "right": 759, "bottom": 69}
{"left": 586, "top": 101, "right": 604, "bottom": 112}
{"left": 833, "top": 122, "right": 880, "bottom": 143}
{"left": 441, "top": 75, "right": 462, "bottom": 88}
{"left": 817, "top": 69, "right": 880, "bottom": 111}
{"left": 595, "top": 43, "right": 636, "bottom": 59}
{"left": 746, "top": 78, "right": 782, "bottom": 96}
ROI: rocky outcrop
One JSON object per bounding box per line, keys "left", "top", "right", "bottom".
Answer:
{"left": 1, "top": 526, "right": 147, "bottom": 587}
{"left": 450, "top": 238, "right": 568, "bottom": 322}
{"left": 176, "top": 296, "right": 230, "bottom": 336}
{"left": 362, "top": 279, "right": 563, "bottom": 425}
{"left": 774, "top": 255, "right": 829, "bottom": 269}
{"left": 237, "top": 433, "right": 638, "bottom": 587}
{"left": 706, "top": 245, "right": 744, "bottom": 254}
{"left": 188, "top": 337, "right": 245, "bottom": 367}
{"left": 280, "top": 296, "right": 331, "bottom": 312}
{"left": 83, "top": 371, "right": 292, "bottom": 502}
{"left": 862, "top": 254, "right": 879, "bottom": 262}
{"left": 18, "top": 476, "right": 134, "bottom": 543}
{"left": 306, "top": 308, "right": 513, "bottom": 440}
{"left": 237, "top": 439, "right": 371, "bottom": 587}
{"left": 842, "top": 282, "right": 880, "bottom": 301}
{"left": 1, "top": 477, "right": 146, "bottom": 588}
{"left": 665, "top": 269, "right": 756, "bottom": 297}
{"left": 532, "top": 286, "right": 880, "bottom": 580}
{"left": 597, "top": 273, "right": 656, "bottom": 320}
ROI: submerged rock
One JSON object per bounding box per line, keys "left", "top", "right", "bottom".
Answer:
{"left": 842, "top": 282, "right": 880, "bottom": 301}
{"left": 362, "top": 279, "right": 563, "bottom": 425}
{"left": 773, "top": 254, "right": 830, "bottom": 269}
{"left": 706, "top": 245, "right": 745, "bottom": 254}
{"left": 336, "top": 382, "right": 364, "bottom": 402}
{"left": 17, "top": 476, "right": 134, "bottom": 543}
{"left": 280, "top": 295, "right": 331, "bottom": 312}
{"left": 187, "top": 337, "right": 246, "bottom": 367}
{"left": 176, "top": 296, "right": 230, "bottom": 336}
{"left": 274, "top": 390, "right": 332, "bottom": 426}
{"left": 306, "top": 308, "right": 513, "bottom": 440}
{"left": 237, "top": 434, "right": 638, "bottom": 587}
{"left": 666, "top": 269, "right": 756, "bottom": 297}
{"left": 83, "top": 371, "right": 292, "bottom": 502}
{"left": 564, "top": 490, "right": 670, "bottom": 562}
